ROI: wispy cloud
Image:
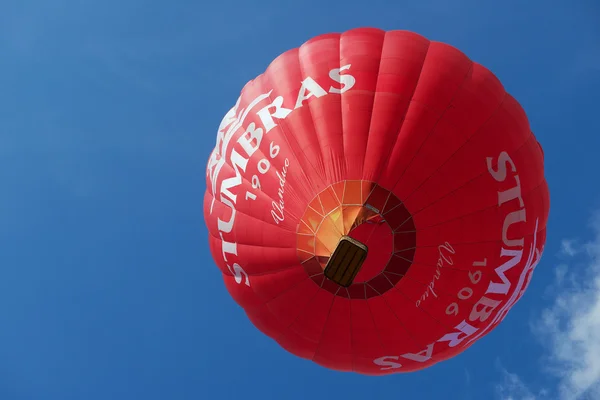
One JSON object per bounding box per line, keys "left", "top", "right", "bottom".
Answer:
{"left": 495, "top": 367, "right": 538, "bottom": 400}
{"left": 500, "top": 211, "right": 600, "bottom": 400}
{"left": 560, "top": 239, "right": 580, "bottom": 257}
{"left": 534, "top": 213, "right": 600, "bottom": 400}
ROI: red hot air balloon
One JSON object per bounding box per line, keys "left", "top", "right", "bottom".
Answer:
{"left": 204, "top": 27, "right": 549, "bottom": 375}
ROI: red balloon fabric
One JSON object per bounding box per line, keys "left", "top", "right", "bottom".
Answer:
{"left": 204, "top": 27, "right": 550, "bottom": 375}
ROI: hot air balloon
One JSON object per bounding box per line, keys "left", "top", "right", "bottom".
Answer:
{"left": 204, "top": 27, "right": 549, "bottom": 375}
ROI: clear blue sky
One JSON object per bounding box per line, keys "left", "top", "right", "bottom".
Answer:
{"left": 1, "top": 0, "right": 599, "bottom": 399}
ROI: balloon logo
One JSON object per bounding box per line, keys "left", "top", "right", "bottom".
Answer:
{"left": 204, "top": 27, "right": 550, "bottom": 374}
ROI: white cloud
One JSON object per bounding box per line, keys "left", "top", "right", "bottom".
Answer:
{"left": 533, "top": 212, "right": 600, "bottom": 400}
{"left": 497, "top": 211, "right": 600, "bottom": 400}
{"left": 554, "top": 264, "right": 569, "bottom": 286}
{"left": 496, "top": 367, "right": 538, "bottom": 400}
{"left": 560, "top": 239, "right": 580, "bottom": 257}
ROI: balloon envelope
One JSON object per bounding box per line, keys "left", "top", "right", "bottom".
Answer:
{"left": 204, "top": 27, "right": 549, "bottom": 375}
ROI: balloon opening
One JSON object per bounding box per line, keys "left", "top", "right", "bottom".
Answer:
{"left": 297, "top": 180, "right": 416, "bottom": 299}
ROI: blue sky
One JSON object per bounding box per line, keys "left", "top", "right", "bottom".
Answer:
{"left": 1, "top": 0, "right": 599, "bottom": 399}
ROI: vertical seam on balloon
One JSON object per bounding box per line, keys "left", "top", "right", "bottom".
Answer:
{"left": 348, "top": 30, "right": 385, "bottom": 180}
{"left": 309, "top": 294, "right": 338, "bottom": 366}
{"left": 349, "top": 25, "right": 386, "bottom": 244}
{"left": 362, "top": 37, "right": 432, "bottom": 194}
{"left": 339, "top": 31, "right": 347, "bottom": 181}
{"left": 358, "top": 30, "right": 388, "bottom": 180}
{"left": 364, "top": 293, "right": 390, "bottom": 357}
{"left": 389, "top": 56, "right": 476, "bottom": 196}
{"left": 380, "top": 190, "right": 393, "bottom": 213}
{"left": 316, "top": 193, "right": 326, "bottom": 215}
{"left": 357, "top": 183, "right": 381, "bottom": 245}
{"left": 340, "top": 180, "right": 347, "bottom": 234}
{"left": 296, "top": 36, "right": 339, "bottom": 187}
